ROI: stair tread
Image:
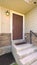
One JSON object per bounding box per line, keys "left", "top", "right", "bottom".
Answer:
{"left": 20, "top": 52, "right": 37, "bottom": 65}
{"left": 15, "top": 43, "right": 33, "bottom": 51}
{"left": 17, "top": 46, "right": 37, "bottom": 58}
{"left": 31, "top": 61, "right": 37, "bottom": 65}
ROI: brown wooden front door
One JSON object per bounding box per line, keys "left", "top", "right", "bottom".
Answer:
{"left": 13, "top": 13, "right": 23, "bottom": 40}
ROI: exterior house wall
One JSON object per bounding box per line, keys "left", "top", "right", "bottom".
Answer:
{"left": 0, "top": 7, "right": 11, "bottom": 55}
{"left": 0, "top": 6, "right": 25, "bottom": 55}
{"left": 25, "top": 7, "right": 37, "bottom": 45}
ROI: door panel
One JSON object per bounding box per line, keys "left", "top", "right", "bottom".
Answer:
{"left": 13, "top": 14, "right": 23, "bottom": 40}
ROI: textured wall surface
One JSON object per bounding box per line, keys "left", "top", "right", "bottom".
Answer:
{"left": 25, "top": 33, "right": 37, "bottom": 46}
{"left": 0, "top": 33, "right": 11, "bottom": 47}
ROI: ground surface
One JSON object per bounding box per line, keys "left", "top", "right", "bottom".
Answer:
{"left": 0, "top": 53, "right": 15, "bottom": 65}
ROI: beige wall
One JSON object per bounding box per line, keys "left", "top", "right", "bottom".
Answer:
{"left": 0, "top": 7, "right": 1, "bottom": 33}
{"left": 25, "top": 7, "right": 37, "bottom": 33}
{"left": 0, "top": 7, "right": 10, "bottom": 33}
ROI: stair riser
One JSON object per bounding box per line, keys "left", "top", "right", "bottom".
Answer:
{"left": 13, "top": 44, "right": 33, "bottom": 53}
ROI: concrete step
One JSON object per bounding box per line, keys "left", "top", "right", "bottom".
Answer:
{"left": 17, "top": 46, "right": 37, "bottom": 59}
{"left": 19, "top": 52, "right": 37, "bottom": 65}
{"left": 31, "top": 61, "right": 37, "bottom": 65}
{"left": 13, "top": 43, "right": 33, "bottom": 52}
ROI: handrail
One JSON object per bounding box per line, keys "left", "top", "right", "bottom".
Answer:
{"left": 30, "top": 30, "right": 37, "bottom": 44}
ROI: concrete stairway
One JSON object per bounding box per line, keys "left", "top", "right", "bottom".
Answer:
{"left": 12, "top": 43, "right": 37, "bottom": 65}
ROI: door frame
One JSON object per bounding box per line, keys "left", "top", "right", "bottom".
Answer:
{"left": 10, "top": 10, "right": 25, "bottom": 44}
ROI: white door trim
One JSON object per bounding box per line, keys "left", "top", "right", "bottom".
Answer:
{"left": 10, "top": 10, "right": 25, "bottom": 44}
